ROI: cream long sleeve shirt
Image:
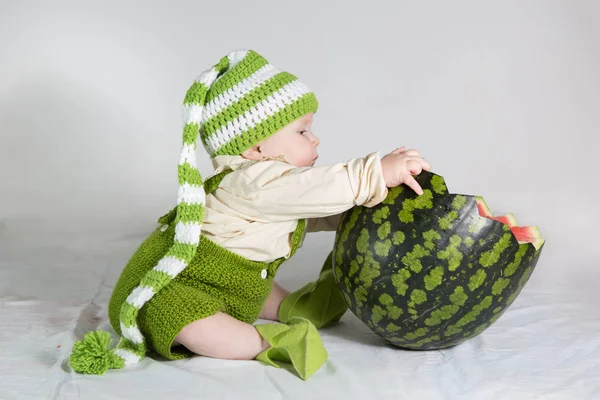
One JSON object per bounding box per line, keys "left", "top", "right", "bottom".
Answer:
{"left": 200, "top": 152, "right": 389, "bottom": 262}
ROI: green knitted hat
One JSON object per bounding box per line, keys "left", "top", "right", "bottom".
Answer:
{"left": 195, "top": 49, "right": 318, "bottom": 157}
{"left": 68, "top": 49, "right": 319, "bottom": 375}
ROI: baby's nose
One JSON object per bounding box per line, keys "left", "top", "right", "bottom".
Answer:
{"left": 312, "top": 135, "right": 320, "bottom": 147}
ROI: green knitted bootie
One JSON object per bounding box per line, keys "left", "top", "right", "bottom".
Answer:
{"left": 278, "top": 251, "right": 348, "bottom": 329}
{"left": 254, "top": 317, "right": 327, "bottom": 380}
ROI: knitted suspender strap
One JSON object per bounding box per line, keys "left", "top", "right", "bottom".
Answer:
{"left": 203, "top": 167, "right": 234, "bottom": 195}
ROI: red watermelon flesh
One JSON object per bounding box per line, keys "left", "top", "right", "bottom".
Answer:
{"left": 491, "top": 214, "right": 518, "bottom": 227}
{"left": 475, "top": 196, "right": 493, "bottom": 218}
{"left": 474, "top": 197, "right": 544, "bottom": 250}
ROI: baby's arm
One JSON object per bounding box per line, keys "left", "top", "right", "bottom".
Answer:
{"left": 227, "top": 152, "right": 389, "bottom": 224}
{"left": 303, "top": 147, "right": 432, "bottom": 232}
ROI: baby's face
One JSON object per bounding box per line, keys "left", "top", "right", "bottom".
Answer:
{"left": 246, "top": 113, "right": 320, "bottom": 167}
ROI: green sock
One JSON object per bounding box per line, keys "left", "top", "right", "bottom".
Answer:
{"left": 254, "top": 317, "right": 328, "bottom": 381}
{"left": 278, "top": 251, "right": 348, "bottom": 329}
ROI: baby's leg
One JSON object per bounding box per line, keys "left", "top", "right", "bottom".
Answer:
{"left": 175, "top": 312, "right": 269, "bottom": 360}
{"left": 174, "top": 311, "right": 329, "bottom": 380}
{"left": 258, "top": 281, "right": 289, "bottom": 321}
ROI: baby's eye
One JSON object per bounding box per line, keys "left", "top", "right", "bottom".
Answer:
{"left": 298, "top": 130, "right": 307, "bottom": 135}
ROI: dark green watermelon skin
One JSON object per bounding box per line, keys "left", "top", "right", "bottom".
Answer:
{"left": 332, "top": 171, "right": 544, "bottom": 350}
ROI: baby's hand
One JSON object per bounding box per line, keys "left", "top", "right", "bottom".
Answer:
{"left": 380, "top": 146, "right": 432, "bottom": 195}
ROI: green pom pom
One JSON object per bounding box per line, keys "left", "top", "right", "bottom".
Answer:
{"left": 69, "top": 331, "right": 124, "bottom": 375}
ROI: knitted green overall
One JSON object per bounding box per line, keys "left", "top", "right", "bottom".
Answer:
{"left": 107, "top": 170, "right": 301, "bottom": 355}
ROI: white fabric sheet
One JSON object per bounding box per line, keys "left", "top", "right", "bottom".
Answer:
{"left": 1, "top": 218, "right": 599, "bottom": 400}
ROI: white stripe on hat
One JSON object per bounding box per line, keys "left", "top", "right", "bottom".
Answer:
{"left": 179, "top": 144, "right": 197, "bottom": 166}
{"left": 182, "top": 104, "right": 204, "bottom": 125}
{"left": 114, "top": 348, "right": 142, "bottom": 366}
{"left": 126, "top": 286, "right": 155, "bottom": 309}
{"left": 198, "top": 67, "right": 219, "bottom": 86}
{"left": 154, "top": 256, "right": 187, "bottom": 278}
{"left": 174, "top": 222, "right": 202, "bottom": 245}
{"left": 204, "top": 64, "right": 279, "bottom": 120}
{"left": 177, "top": 182, "right": 206, "bottom": 205}
{"left": 120, "top": 322, "right": 144, "bottom": 344}
{"left": 228, "top": 50, "right": 248, "bottom": 68}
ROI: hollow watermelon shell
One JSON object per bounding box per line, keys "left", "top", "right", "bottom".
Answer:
{"left": 332, "top": 171, "right": 545, "bottom": 350}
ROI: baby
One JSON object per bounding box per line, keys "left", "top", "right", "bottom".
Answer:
{"left": 69, "top": 49, "right": 431, "bottom": 380}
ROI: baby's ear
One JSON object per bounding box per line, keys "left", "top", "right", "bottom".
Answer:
{"left": 241, "top": 145, "right": 262, "bottom": 160}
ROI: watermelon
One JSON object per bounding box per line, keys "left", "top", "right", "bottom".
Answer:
{"left": 332, "top": 171, "right": 545, "bottom": 350}
{"left": 475, "top": 197, "right": 545, "bottom": 250}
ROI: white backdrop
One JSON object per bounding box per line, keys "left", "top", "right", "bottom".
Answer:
{"left": 1, "top": 1, "right": 599, "bottom": 398}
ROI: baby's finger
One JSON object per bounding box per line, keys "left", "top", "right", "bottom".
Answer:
{"left": 403, "top": 174, "right": 424, "bottom": 195}
{"left": 400, "top": 155, "right": 427, "bottom": 165}
{"left": 407, "top": 159, "right": 424, "bottom": 175}
{"left": 403, "top": 149, "right": 422, "bottom": 157}
{"left": 402, "top": 156, "right": 431, "bottom": 172}
{"left": 392, "top": 146, "right": 406, "bottom": 154}
{"left": 420, "top": 158, "right": 432, "bottom": 171}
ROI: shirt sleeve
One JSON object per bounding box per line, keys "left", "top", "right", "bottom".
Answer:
{"left": 219, "top": 151, "right": 388, "bottom": 223}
